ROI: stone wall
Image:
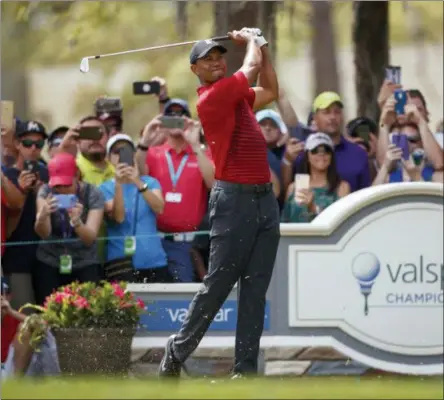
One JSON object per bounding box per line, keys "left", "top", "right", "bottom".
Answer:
{"left": 130, "top": 346, "right": 392, "bottom": 377}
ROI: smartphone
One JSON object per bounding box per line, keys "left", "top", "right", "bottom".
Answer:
{"left": 118, "top": 145, "right": 134, "bottom": 166}
{"left": 54, "top": 194, "right": 77, "bottom": 210}
{"left": 354, "top": 125, "right": 370, "bottom": 142}
{"left": 391, "top": 134, "right": 409, "bottom": 160}
{"left": 159, "top": 116, "right": 185, "bottom": 130}
{"left": 77, "top": 126, "right": 103, "bottom": 141}
{"left": 385, "top": 65, "right": 401, "bottom": 85}
{"left": 295, "top": 174, "right": 310, "bottom": 191}
{"left": 24, "top": 160, "right": 39, "bottom": 174}
{"left": 394, "top": 89, "right": 407, "bottom": 115}
{"left": 1, "top": 277, "right": 10, "bottom": 296}
{"left": 94, "top": 97, "right": 122, "bottom": 114}
{"left": 133, "top": 81, "right": 161, "bottom": 95}
{"left": 0, "top": 100, "right": 14, "bottom": 131}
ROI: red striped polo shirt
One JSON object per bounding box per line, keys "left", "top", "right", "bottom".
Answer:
{"left": 197, "top": 71, "right": 270, "bottom": 184}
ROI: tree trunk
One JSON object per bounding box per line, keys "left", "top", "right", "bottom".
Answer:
{"left": 353, "top": 1, "right": 389, "bottom": 121}
{"left": 176, "top": 1, "right": 187, "bottom": 40}
{"left": 213, "top": 1, "right": 259, "bottom": 76}
{"left": 311, "top": 1, "right": 340, "bottom": 96}
{"left": 258, "top": 1, "right": 277, "bottom": 64}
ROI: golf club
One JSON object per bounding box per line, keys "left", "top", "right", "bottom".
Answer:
{"left": 79, "top": 35, "right": 230, "bottom": 73}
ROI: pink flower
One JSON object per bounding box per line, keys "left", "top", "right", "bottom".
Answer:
{"left": 137, "top": 299, "right": 145, "bottom": 309}
{"left": 114, "top": 286, "right": 125, "bottom": 299}
{"left": 54, "top": 292, "right": 67, "bottom": 304}
{"left": 63, "top": 286, "right": 73, "bottom": 294}
{"left": 119, "top": 302, "right": 133, "bottom": 309}
{"left": 73, "top": 296, "right": 89, "bottom": 309}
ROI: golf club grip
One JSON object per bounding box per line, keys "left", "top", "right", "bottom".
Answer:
{"left": 211, "top": 36, "right": 230, "bottom": 42}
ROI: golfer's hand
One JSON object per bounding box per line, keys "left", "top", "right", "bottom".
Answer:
{"left": 240, "top": 27, "right": 268, "bottom": 47}
{"left": 228, "top": 30, "right": 255, "bottom": 45}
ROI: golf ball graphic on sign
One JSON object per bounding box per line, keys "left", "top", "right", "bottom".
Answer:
{"left": 352, "top": 252, "right": 381, "bottom": 316}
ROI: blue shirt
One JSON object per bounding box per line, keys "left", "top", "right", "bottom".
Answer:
{"left": 389, "top": 165, "right": 434, "bottom": 183}
{"left": 99, "top": 176, "right": 167, "bottom": 270}
{"left": 293, "top": 136, "right": 370, "bottom": 192}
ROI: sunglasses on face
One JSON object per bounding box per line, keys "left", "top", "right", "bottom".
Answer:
{"left": 310, "top": 146, "right": 332, "bottom": 155}
{"left": 407, "top": 136, "right": 421, "bottom": 143}
{"left": 21, "top": 139, "right": 45, "bottom": 149}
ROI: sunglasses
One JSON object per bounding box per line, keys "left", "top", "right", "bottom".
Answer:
{"left": 407, "top": 136, "right": 421, "bottom": 143}
{"left": 21, "top": 139, "right": 45, "bottom": 149}
{"left": 310, "top": 146, "right": 333, "bottom": 155}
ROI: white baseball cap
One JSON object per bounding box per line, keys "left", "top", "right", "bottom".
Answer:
{"left": 305, "top": 132, "right": 334, "bottom": 151}
{"left": 106, "top": 133, "right": 135, "bottom": 155}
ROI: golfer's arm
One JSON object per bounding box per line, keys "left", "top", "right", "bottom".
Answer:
{"left": 239, "top": 39, "right": 262, "bottom": 86}
{"left": 193, "top": 147, "right": 215, "bottom": 189}
{"left": 253, "top": 47, "right": 279, "bottom": 111}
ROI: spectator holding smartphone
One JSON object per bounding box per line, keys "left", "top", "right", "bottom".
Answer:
{"left": 281, "top": 133, "right": 350, "bottom": 223}
{"left": 2, "top": 121, "right": 49, "bottom": 310}
{"left": 33, "top": 152, "right": 104, "bottom": 305}
{"left": 100, "top": 135, "right": 169, "bottom": 283}
{"left": 145, "top": 111, "right": 214, "bottom": 283}
{"left": 47, "top": 126, "right": 71, "bottom": 159}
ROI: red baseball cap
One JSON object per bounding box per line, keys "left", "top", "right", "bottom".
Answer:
{"left": 48, "top": 152, "right": 77, "bottom": 188}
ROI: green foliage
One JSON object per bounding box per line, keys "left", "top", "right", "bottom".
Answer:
{"left": 1, "top": 1, "right": 442, "bottom": 135}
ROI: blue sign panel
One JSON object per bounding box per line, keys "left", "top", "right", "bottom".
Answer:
{"left": 139, "top": 300, "right": 270, "bottom": 332}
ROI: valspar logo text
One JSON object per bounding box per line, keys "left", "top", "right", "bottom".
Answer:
{"left": 140, "top": 299, "right": 270, "bottom": 332}
{"left": 352, "top": 252, "right": 443, "bottom": 315}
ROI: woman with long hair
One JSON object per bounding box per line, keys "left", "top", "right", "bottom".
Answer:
{"left": 281, "top": 133, "right": 350, "bottom": 223}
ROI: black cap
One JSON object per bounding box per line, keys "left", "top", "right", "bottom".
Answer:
{"left": 15, "top": 120, "right": 47, "bottom": 139}
{"left": 189, "top": 40, "right": 227, "bottom": 64}
{"left": 48, "top": 126, "right": 70, "bottom": 143}
{"left": 346, "top": 116, "right": 378, "bottom": 137}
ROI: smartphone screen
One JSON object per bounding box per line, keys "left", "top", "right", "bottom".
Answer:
{"left": 24, "top": 160, "right": 39, "bottom": 174}
{"left": 394, "top": 89, "right": 407, "bottom": 115}
{"left": 159, "top": 116, "right": 185, "bottom": 130}
{"left": 94, "top": 98, "right": 122, "bottom": 114}
{"left": 0, "top": 100, "right": 14, "bottom": 131}
{"left": 295, "top": 174, "right": 310, "bottom": 191}
{"left": 133, "top": 81, "right": 161, "bottom": 95}
{"left": 78, "top": 126, "right": 103, "bottom": 141}
{"left": 385, "top": 65, "right": 401, "bottom": 85}
{"left": 54, "top": 194, "right": 77, "bottom": 210}
{"left": 355, "top": 125, "right": 370, "bottom": 142}
{"left": 118, "top": 146, "right": 134, "bottom": 166}
{"left": 392, "top": 134, "right": 409, "bottom": 160}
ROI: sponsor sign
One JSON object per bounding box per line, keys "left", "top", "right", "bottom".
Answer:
{"left": 140, "top": 300, "right": 270, "bottom": 332}
{"left": 289, "top": 202, "right": 443, "bottom": 357}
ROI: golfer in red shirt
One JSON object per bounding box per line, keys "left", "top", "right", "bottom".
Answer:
{"left": 159, "top": 27, "right": 280, "bottom": 379}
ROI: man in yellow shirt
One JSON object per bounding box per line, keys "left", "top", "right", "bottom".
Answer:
{"left": 59, "top": 116, "right": 115, "bottom": 264}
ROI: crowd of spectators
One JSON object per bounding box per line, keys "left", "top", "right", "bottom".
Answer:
{"left": 1, "top": 76, "right": 443, "bottom": 312}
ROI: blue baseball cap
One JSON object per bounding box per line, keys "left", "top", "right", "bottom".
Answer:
{"left": 256, "top": 109, "right": 288, "bottom": 134}
{"left": 164, "top": 98, "right": 191, "bottom": 118}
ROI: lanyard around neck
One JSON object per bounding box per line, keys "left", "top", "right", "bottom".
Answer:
{"left": 165, "top": 151, "right": 188, "bottom": 190}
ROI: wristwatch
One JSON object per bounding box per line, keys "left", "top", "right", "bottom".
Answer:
{"left": 138, "top": 182, "right": 148, "bottom": 193}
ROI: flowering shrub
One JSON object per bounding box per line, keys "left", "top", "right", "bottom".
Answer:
{"left": 22, "top": 281, "right": 145, "bottom": 329}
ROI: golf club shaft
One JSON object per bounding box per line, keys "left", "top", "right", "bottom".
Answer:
{"left": 87, "top": 36, "right": 230, "bottom": 60}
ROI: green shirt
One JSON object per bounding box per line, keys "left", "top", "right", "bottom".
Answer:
{"left": 281, "top": 187, "right": 339, "bottom": 223}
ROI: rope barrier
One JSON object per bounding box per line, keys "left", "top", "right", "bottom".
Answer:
{"left": 1, "top": 230, "right": 211, "bottom": 247}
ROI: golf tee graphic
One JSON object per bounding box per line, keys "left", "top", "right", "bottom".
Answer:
{"left": 352, "top": 252, "right": 381, "bottom": 315}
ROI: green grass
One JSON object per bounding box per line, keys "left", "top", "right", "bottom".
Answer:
{"left": 3, "top": 376, "right": 443, "bottom": 399}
